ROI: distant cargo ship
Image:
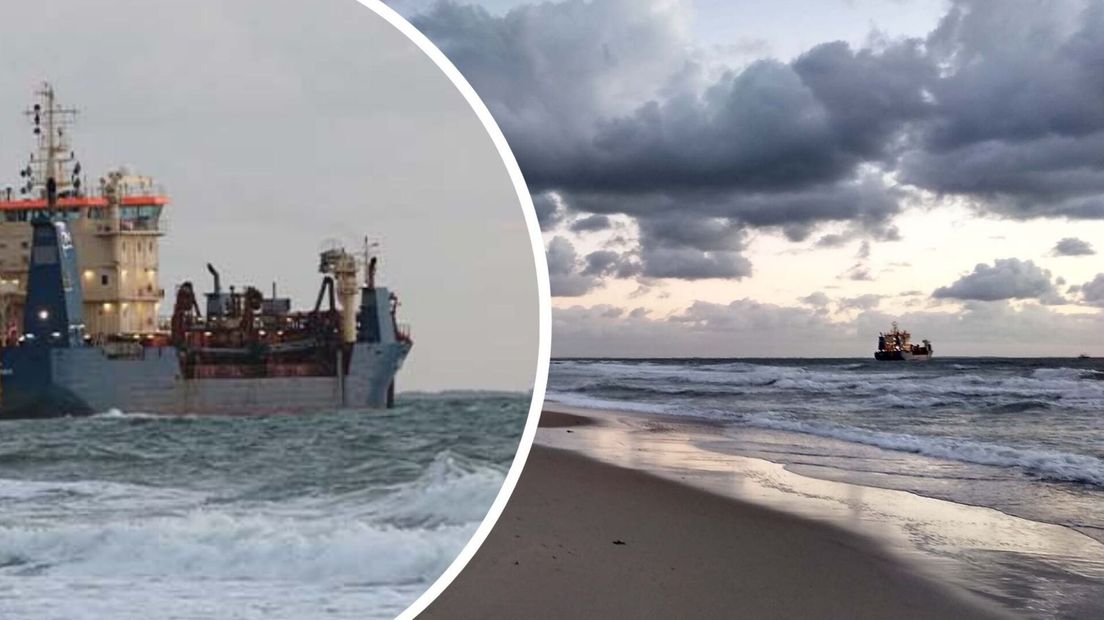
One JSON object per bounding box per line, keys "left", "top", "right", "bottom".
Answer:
{"left": 0, "top": 83, "right": 411, "bottom": 418}
{"left": 875, "top": 322, "right": 932, "bottom": 361}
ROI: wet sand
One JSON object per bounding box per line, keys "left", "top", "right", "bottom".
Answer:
{"left": 419, "top": 410, "right": 1008, "bottom": 619}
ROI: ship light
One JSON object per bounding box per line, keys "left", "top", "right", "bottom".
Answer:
{"left": 258, "top": 330, "right": 267, "bottom": 337}
{"left": 203, "top": 331, "right": 213, "bottom": 337}
{"left": 37, "top": 309, "right": 48, "bottom": 321}
{"left": 83, "top": 270, "right": 93, "bottom": 280}
{"left": 103, "top": 302, "right": 113, "bottom": 312}
{"left": 50, "top": 332, "right": 61, "bottom": 339}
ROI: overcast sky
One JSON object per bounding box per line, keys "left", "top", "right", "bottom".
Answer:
{"left": 0, "top": 0, "right": 540, "bottom": 391}
{"left": 389, "top": 0, "right": 1104, "bottom": 358}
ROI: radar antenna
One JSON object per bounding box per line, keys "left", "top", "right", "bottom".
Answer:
{"left": 22, "top": 83, "right": 81, "bottom": 211}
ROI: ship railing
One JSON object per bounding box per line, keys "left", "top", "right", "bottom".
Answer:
{"left": 118, "top": 215, "right": 168, "bottom": 233}
{"left": 85, "top": 180, "right": 167, "bottom": 199}
{"left": 97, "top": 215, "right": 169, "bottom": 235}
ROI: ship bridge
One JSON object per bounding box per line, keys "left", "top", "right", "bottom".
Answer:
{"left": 0, "top": 83, "right": 170, "bottom": 341}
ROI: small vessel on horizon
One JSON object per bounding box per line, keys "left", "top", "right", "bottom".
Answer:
{"left": 875, "top": 322, "right": 932, "bottom": 361}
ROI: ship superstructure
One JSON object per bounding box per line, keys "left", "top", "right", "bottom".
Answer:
{"left": 875, "top": 322, "right": 932, "bottom": 361}
{"left": 0, "top": 83, "right": 167, "bottom": 340}
{"left": 0, "top": 84, "right": 411, "bottom": 417}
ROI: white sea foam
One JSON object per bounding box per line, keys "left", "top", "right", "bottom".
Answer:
{"left": 744, "top": 415, "right": 1104, "bottom": 487}
{"left": 551, "top": 360, "right": 1104, "bottom": 487}
{"left": 554, "top": 360, "right": 1104, "bottom": 409}
{"left": 543, "top": 391, "right": 673, "bottom": 414}
{"left": 90, "top": 409, "right": 164, "bottom": 419}
{"left": 358, "top": 452, "right": 507, "bottom": 527}
{"left": 0, "top": 511, "right": 474, "bottom": 584}
{"left": 0, "top": 451, "right": 504, "bottom": 586}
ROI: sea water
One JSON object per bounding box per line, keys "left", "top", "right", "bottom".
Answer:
{"left": 548, "top": 358, "right": 1104, "bottom": 616}
{"left": 0, "top": 393, "right": 527, "bottom": 620}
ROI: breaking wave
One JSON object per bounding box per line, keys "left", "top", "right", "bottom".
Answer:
{"left": 743, "top": 415, "right": 1104, "bottom": 488}
{"left": 551, "top": 360, "right": 1104, "bottom": 408}
{"left": 0, "top": 450, "right": 504, "bottom": 585}
{"left": 549, "top": 359, "right": 1104, "bottom": 488}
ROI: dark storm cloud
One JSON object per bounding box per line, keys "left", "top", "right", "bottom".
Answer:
{"left": 1052, "top": 237, "right": 1097, "bottom": 256}
{"left": 411, "top": 0, "right": 917, "bottom": 264}
{"left": 581, "top": 249, "right": 641, "bottom": 278}
{"left": 639, "top": 246, "right": 752, "bottom": 280}
{"left": 410, "top": 0, "right": 1104, "bottom": 300}
{"left": 569, "top": 214, "right": 612, "bottom": 233}
{"left": 634, "top": 214, "right": 751, "bottom": 279}
{"left": 1079, "top": 274, "right": 1104, "bottom": 306}
{"left": 922, "top": 1, "right": 1104, "bottom": 151}
{"left": 546, "top": 236, "right": 600, "bottom": 296}
{"left": 409, "top": 0, "right": 689, "bottom": 189}
{"left": 558, "top": 174, "right": 903, "bottom": 230}
{"left": 418, "top": 0, "right": 1104, "bottom": 209}
{"left": 791, "top": 40, "right": 934, "bottom": 159}
{"left": 531, "top": 192, "right": 564, "bottom": 229}
{"left": 898, "top": 0, "right": 1104, "bottom": 218}
{"left": 582, "top": 60, "right": 869, "bottom": 193}
{"left": 933, "top": 258, "right": 1062, "bottom": 302}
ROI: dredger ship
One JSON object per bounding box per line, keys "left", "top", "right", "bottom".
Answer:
{"left": 875, "top": 322, "right": 932, "bottom": 361}
{"left": 0, "top": 83, "right": 411, "bottom": 418}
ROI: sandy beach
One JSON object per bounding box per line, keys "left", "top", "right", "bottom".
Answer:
{"left": 419, "top": 409, "right": 1008, "bottom": 619}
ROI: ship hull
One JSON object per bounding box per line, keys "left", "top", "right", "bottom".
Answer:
{"left": 0, "top": 341, "right": 410, "bottom": 419}
{"left": 874, "top": 350, "right": 932, "bottom": 361}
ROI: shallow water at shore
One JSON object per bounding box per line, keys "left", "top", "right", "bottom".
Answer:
{"left": 549, "top": 359, "right": 1104, "bottom": 539}
{"left": 546, "top": 357, "right": 1104, "bottom": 618}
{"left": 539, "top": 408, "right": 1104, "bottom": 617}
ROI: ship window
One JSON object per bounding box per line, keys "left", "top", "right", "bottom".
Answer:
{"left": 20, "top": 241, "right": 28, "bottom": 249}
{"left": 101, "top": 274, "right": 109, "bottom": 286}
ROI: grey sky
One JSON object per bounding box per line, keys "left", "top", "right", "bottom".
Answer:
{"left": 0, "top": 0, "right": 540, "bottom": 391}
{"left": 393, "top": 0, "right": 1104, "bottom": 358}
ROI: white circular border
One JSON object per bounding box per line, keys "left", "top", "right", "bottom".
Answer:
{"left": 350, "top": 1, "right": 552, "bottom": 618}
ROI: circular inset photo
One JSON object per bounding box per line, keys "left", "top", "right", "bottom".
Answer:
{"left": 0, "top": 1, "right": 547, "bottom": 618}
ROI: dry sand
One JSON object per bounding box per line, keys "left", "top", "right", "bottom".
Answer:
{"left": 418, "top": 411, "right": 1009, "bottom": 619}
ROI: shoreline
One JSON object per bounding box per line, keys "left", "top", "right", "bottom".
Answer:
{"left": 419, "top": 408, "right": 1010, "bottom": 619}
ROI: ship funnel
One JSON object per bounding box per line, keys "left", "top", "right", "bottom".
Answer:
{"left": 206, "top": 263, "right": 221, "bottom": 294}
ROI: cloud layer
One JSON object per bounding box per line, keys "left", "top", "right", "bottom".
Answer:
{"left": 411, "top": 0, "right": 1104, "bottom": 297}
{"left": 933, "top": 258, "right": 1062, "bottom": 303}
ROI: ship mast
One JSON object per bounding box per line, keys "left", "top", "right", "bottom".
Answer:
{"left": 20, "top": 82, "right": 81, "bottom": 211}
